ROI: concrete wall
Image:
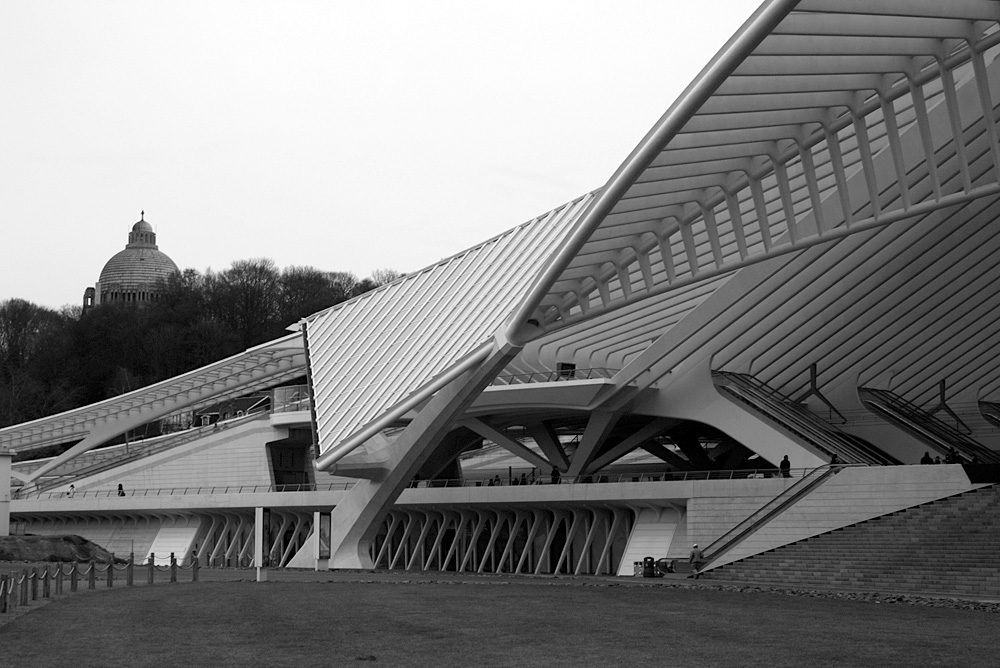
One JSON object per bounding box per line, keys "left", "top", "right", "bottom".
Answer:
{"left": 710, "top": 464, "right": 980, "bottom": 568}
{"left": 71, "top": 419, "right": 281, "bottom": 494}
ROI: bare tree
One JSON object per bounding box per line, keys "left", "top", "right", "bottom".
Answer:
{"left": 369, "top": 268, "right": 403, "bottom": 287}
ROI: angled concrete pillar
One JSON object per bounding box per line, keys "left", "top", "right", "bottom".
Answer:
{"left": 326, "top": 344, "right": 518, "bottom": 569}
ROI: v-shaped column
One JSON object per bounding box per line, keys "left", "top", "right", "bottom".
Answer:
{"left": 326, "top": 342, "right": 519, "bottom": 569}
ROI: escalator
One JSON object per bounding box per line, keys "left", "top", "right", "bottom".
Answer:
{"left": 714, "top": 372, "right": 899, "bottom": 465}
{"left": 859, "top": 388, "right": 1000, "bottom": 464}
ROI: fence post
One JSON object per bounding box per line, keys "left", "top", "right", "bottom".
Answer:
{"left": 107, "top": 557, "right": 114, "bottom": 588}
{"left": 88, "top": 561, "right": 96, "bottom": 590}
{"left": 42, "top": 566, "right": 50, "bottom": 599}
{"left": 170, "top": 553, "right": 177, "bottom": 583}
{"left": 192, "top": 557, "right": 199, "bottom": 582}
{"left": 21, "top": 570, "right": 28, "bottom": 605}
{"left": 127, "top": 553, "right": 134, "bottom": 587}
{"left": 55, "top": 565, "right": 63, "bottom": 595}
{"left": 71, "top": 564, "right": 78, "bottom": 593}
{"left": 0, "top": 574, "right": 6, "bottom": 613}
{"left": 30, "top": 568, "right": 38, "bottom": 601}
{"left": 148, "top": 554, "right": 155, "bottom": 585}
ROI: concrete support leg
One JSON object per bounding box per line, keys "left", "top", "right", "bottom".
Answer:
{"left": 640, "top": 358, "right": 826, "bottom": 470}
{"left": 0, "top": 453, "right": 10, "bottom": 537}
{"left": 314, "top": 511, "right": 330, "bottom": 571}
{"left": 254, "top": 507, "right": 267, "bottom": 582}
{"left": 326, "top": 345, "right": 518, "bottom": 569}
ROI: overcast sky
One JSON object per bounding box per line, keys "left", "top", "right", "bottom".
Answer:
{"left": 1, "top": 0, "right": 762, "bottom": 310}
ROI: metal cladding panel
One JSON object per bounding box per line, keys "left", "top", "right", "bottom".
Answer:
{"left": 508, "top": 0, "right": 1000, "bottom": 341}
{"left": 305, "top": 193, "right": 594, "bottom": 457}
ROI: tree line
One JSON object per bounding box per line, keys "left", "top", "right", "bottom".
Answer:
{"left": 0, "top": 259, "right": 400, "bottom": 429}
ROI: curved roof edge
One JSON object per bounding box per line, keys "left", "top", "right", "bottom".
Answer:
{"left": 503, "top": 0, "right": 796, "bottom": 345}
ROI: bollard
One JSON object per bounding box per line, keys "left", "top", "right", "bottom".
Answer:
{"left": 1, "top": 574, "right": 6, "bottom": 613}
{"left": 147, "top": 554, "right": 155, "bottom": 585}
{"left": 192, "top": 558, "right": 199, "bottom": 582}
{"left": 170, "top": 553, "right": 177, "bottom": 583}
{"left": 30, "top": 568, "right": 38, "bottom": 601}
{"left": 55, "top": 566, "right": 63, "bottom": 596}
{"left": 70, "top": 564, "right": 78, "bottom": 593}
{"left": 127, "top": 553, "right": 134, "bottom": 587}
{"left": 108, "top": 554, "right": 115, "bottom": 588}
{"left": 21, "top": 570, "right": 29, "bottom": 606}
{"left": 88, "top": 561, "right": 96, "bottom": 590}
{"left": 42, "top": 566, "right": 50, "bottom": 599}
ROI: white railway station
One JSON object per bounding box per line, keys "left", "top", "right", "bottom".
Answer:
{"left": 3, "top": 1, "right": 1000, "bottom": 587}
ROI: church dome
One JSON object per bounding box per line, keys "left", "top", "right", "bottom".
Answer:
{"left": 92, "top": 213, "right": 180, "bottom": 306}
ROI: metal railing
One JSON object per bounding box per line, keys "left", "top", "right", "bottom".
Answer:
{"left": 860, "top": 388, "right": 1000, "bottom": 464}
{"left": 16, "top": 468, "right": 817, "bottom": 500}
{"left": 0, "top": 553, "right": 197, "bottom": 615}
{"left": 699, "top": 464, "right": 849, "bottom": 571}
{"left": 21, "top": 482, "right": 356, "bottom": 501}
{"left": 492, "top": 368, "right": 619, "bottom": 385}
{"left": 410, "top": 467, "right": 811, "bottom": 488}
{"left": 272, "top": 385, "right": 311, "bottom": 413}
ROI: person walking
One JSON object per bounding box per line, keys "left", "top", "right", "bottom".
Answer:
{"left": 689, "top": 544, "right": 705, "bottom": 579}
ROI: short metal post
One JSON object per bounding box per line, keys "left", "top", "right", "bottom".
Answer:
{"left": 170, "top": 553, "right": 177, "bottom": 583}
{"left": 192, "top": 557, "right": 199, "bottom": 582}
{"left": 30, "top": 568, "right": 38, "bottom": 601}
{"left": 71, "top": 564, "right": 78, "bottom": 592}
{"left": 127, "top": 553, "right": 134, "bottom": 587}
{"left": 148, "top": 554, "right": 155, "bottom": 585}
{"left": 21, "top": 570, "right": 29, "bottom": 605}
{"left": 107, "top": 558, "right": 114, "bottom": 588}
{"left": 42, "top": 566, "right": 50, "bottom": 599}
{"left": 88, "top": 562, "right": 96, "bottom": 590}
{"left": 0, "top": 574, "right": 7, "bottom": 613}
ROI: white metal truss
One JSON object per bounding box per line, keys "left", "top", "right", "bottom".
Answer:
{"left": 0, "top": 334, "right": 305, "bottom": 457}
{"left": 507, "top": 0, "right": 1000, "bottom": 343}
{"left": 369, "top": 504, "right": 635, "bottom": 576}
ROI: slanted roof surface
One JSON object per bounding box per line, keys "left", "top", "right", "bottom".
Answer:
{"left": 304, "top": 194, "right": 594, "bottom": 457}
{"left": 506, "top": 0, "right": 1000, "bottom": 342}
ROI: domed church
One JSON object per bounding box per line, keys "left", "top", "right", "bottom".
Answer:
{"left": 83, "top": 212, "right": 180, "bottom": 310}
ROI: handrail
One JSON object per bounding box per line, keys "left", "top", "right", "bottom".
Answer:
{"left": 860, "top": 388, "right": 1000, "bottom": 464}
{"left": 21, "top": 481, "right": 357, "bottom": 500}
{"left": 980, "top": 401, "right": 1000, "bottom": 430}
{"left": 17, "top": 467, "right": 819, "bottom": 500}
{"left": 409, "top": 467, "right": 811, "bottom": 488}
{"left": 715, "top": 372, "right": 899, "bottom": 465}
{"left": 491, "top": 368, "right": 620, "bottom": 385}
{"left": 699, "top": 464, "right": 848, "bottom": 570}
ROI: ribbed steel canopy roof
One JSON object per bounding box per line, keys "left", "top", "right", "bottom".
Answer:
{"left": 507, "top": 0, "right": 1000, "bottom": 343}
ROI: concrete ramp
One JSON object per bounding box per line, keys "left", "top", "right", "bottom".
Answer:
{"left": 617, "top": 508, "right": 683, "bottom": 576}
{"left": 145, "top": 523, "right": 201, "bottom": 565}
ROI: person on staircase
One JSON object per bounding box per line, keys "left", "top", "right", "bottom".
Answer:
{"left": 689, "top": 544, "right": 705, "bottom": 579}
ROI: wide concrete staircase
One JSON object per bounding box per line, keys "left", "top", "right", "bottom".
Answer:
{"left": 706, "top": 484, "right": 1000, "bottom": 598}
